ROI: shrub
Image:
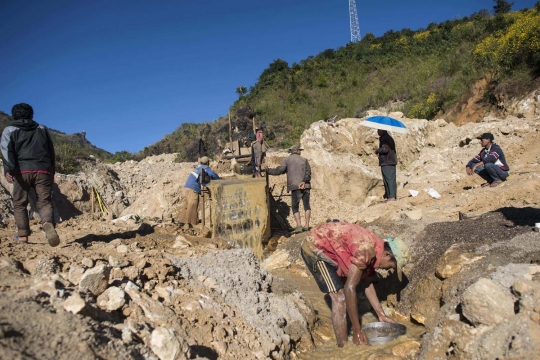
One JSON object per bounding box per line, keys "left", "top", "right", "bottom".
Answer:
{"left": 474, "top": 9, "right": 540, "bottom": 72}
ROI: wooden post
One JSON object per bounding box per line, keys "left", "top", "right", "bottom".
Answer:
{"left": 208, "top": 193, "right": 212, "bottom": 228}
{"left": 228, "top": 112, "right": 232, "bottom": 145}
{"left": 90, "top": 187, "right": 94, "bottom": 219}
{"left": 253, "top": 116, "right": 256, "bottom": 133}
{"left": 200, "top": 168, "right": 206, "bottom": 229}
{"left": 201, "top": 192, "right": 205, "bottom": 228}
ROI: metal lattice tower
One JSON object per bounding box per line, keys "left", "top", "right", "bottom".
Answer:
{"left": 349, "top": 0, "right": 361, "bottom": 43}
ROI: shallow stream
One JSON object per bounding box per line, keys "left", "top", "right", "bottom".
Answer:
{"left": 272, "top": 269, "right": 425, "bottom": 359}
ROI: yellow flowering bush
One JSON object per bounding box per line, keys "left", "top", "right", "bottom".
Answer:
{"left": 408, "top": 93, "right": 440, "bottom": 119}
{"left": 413, "top": 30, "right": 431, "bottom": 42}
{"left": 397, "top": 36, "right": 410, "bottom": 50}
{"left": 474, "top": 9, "right": 540, "bottom": 71}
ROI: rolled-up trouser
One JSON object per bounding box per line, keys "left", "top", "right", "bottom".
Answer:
{"left": 12, "top": 172, "right": 55, "bottom": 237}
{"left": 178, "top": 188, "right": 199, "bottom": 225}
{"left": 291, "top": 189, "right": 311, "bottom": 214}
{"left": 474, "top": 162, "right": 509, "bottom": 183}
{"left": 381, "top": 165, "right": 397, "bottom": 199}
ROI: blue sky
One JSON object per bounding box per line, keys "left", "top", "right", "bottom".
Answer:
{"left": 0, "top": 0, "right": 536, "bottom": 153}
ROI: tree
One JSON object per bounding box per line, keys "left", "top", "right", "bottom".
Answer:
{"left": 235, "top": 85, "right": 247, "bottom": 97}
{"left": 493, "top": 0, "right": 513, "bottom": 14}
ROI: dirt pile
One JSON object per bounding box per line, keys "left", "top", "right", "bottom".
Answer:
{"left": 172, "top": 249, "right": 315, "bottom": 358}
{"left": 0, "top": 219, "right": 314, "bottom": 359}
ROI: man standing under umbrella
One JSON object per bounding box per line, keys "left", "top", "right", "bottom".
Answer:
{"left": 375, "top": 130, "right": 397, "bottom": 202}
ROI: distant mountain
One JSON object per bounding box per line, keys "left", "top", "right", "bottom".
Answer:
{"left": 0, "top": 111, "right": 112, "bottom": 173}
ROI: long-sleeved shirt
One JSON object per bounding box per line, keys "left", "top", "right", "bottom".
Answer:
{"left": 466, "top": 143, "right": 509, "bottom": 171}
{"left": 267, "top": 153, "right": 311, "bottom": 191}
{"left": 1, "top": 118, "right": 55, "bottom": 175}
{"left": 375, "top": 133, "right": 397, "bottom": 166}
{"left": 184, "top": 164, "right": 220, "bottom": 193}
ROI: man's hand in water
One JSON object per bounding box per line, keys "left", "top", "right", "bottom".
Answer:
{"left": 352, "top": 328, "right": 368, "bottom": 345}
{"left": 378, "top": 314, "right": 397, "bottom": 323}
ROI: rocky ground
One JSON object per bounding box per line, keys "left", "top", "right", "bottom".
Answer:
{"left": 1, "top": 89, "right": 540, "bottom": 359}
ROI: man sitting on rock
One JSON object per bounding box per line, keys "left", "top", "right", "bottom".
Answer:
{"left": 466, "top": 132, "right": 509, "bottom": 187}
{"left": 300, "top": 221, "right": 399, "bottom": 347}
{"left": 178, "top": 156, "right": 220, "bottom": 227}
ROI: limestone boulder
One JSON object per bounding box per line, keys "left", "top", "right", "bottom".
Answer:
{"left": 435, "top": 246, "right": 484, "bottom": 280}
{"left": 79, "top": 264, "right": 111, "bottom": 296}
{"left": 150, "top": 327, "right": 190, "bottom": 360}
{"left": 490, "top": 263, "right": 540, "bottom": 289}
{"left": 97, "top": 286, "right": 125, "bottom": 311}
{"left": 392, "top": 340, "right": 421, "bottom": 357}
{"left": 409, "top": 274, "right": 443, "bottom": 330}
{"left": 468, "top": 314, "right": 540, "bottom": 359}
{"left": 461, "top": 278, "right": 514, "bottom": 327}
{"left": 68, "top": 265, "right": 85, "bottom": 285}
{"left": 63, "top": 292, "right": 87, "bottom": 314}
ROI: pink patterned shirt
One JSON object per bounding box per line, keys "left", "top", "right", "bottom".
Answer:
{"left": 304, "top": 222, "right": 385, "bottom": 277}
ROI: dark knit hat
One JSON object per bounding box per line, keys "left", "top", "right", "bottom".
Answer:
{"left": 11, "top": 103, "right": 34, "bottom": 120}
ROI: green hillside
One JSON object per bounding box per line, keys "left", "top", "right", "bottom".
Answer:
{"left": 140, "top": 2, "right": 540, "bottom": 162}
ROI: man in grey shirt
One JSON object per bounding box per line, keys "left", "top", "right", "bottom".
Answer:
{"left": 266, "top": 145, "right": 312, "bottom": 233}
{"left": 251, "top": 128, "right": 266, "bottom": 178}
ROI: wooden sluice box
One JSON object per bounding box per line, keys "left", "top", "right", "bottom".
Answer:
{"left": 206, "top": 177, "right": 271, "bottom": 258}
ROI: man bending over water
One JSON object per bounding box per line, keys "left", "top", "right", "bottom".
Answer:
{"left": 300, "top": 221, "right": 399, "bottom": 347}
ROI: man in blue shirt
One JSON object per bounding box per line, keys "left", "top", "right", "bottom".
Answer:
{"left": 178, "top": 156, "right": 220, "bottom": 227}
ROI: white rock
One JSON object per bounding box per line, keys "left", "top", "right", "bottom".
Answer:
{"left": 68, "top": 265, "right": 85, "bottom": 285}
{"left": 109, "top": 255, "right": 129, "bottom": 268}
{"left": 150, "top": 327, "right": 190, "bottom": 360}
{"left": 79, "top": 264, "right": 111, "bottom": 296}
{"left": 433, "top": 118, "right": 448, "bottom": 127}
{"left": 404, "top": 209, "right": 423, "bottom": 220}
{"left": 63, "top": 292, "right": 87, "bottom": 314}
{"left": 117, "top": 245, "right": 129, "bottom": 253}
{"left": 81, "top": 257, "right": 94, "bottom": 268}
{"left": 97, "top": 286, "right": 125, "bottom": 311}
{"left": 461, "top": 278, "right": 514, "bottom": 327}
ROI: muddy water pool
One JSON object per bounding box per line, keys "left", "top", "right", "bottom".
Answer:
{"left": 272, "top": 269, "right": 425, "bottom": 359}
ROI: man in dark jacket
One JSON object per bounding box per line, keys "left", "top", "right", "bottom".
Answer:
{"left": 375, "top": 130, "right": 397, "bottom": 202}
{"left": 1, "top": 103, "right": 59, "bottom": 246}
{"left": 466, "top": 132, "right": 509, "bottom": 187}
{"left": 266, "top": 145, "right": 312, "bottom": 233}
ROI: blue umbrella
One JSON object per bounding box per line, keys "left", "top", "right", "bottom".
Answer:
{"left": 360, "top": 116, "right": 408, "bottom": 134}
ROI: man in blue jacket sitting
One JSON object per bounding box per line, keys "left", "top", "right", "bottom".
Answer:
{"left": 178, "top": 156, "right": 220, "bottom": 227}
{"left": 466, "top": 132, "right": 510, "bottom": 188}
